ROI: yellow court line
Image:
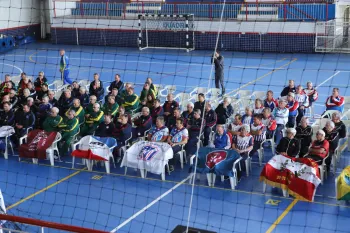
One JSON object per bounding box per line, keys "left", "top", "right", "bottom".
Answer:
{"left": 6, "top": 170, "right": 82, "bottom": 211}
{"left": 18, "top": 160, "right": 350, "bottom": 209}
{"left": 266, "top": 199, "right": 299, "bottom": 233}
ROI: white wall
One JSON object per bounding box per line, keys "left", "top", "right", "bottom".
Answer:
{"left": 52, "top": 17, "right": 317, "bottom": 34}
{"left": 0, "top": 0, "right": 41, "bottom": 30}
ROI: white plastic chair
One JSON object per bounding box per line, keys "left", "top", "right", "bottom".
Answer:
{"left": 44, "top": 133, "right": 62, "bottom": 166}
{"left": 19, "top": 132, "right": 61, "bottom": 165}
{"left": 319, "top": 154, "right": 329, "bottom": 185}
{"left": 207, "top": 88, "right": 221, "bottom": 101}
{"left": 120, "top": 133, "right": 133, "bottom": 159}
{"left": 257, "top": 140, "right": 266, "bottom": 167}
{"left": 321, "top": 110, "right": 341, "bottom": 119}
{"left": 78, "top": 79, "right": 91, "bottom": 91}
{"left": 48, "top": 80, "right": 65, "bottom": 90}
{"left": 159, "top": 85, "right": 176, "bottom": 98}
{"left": 2, "top": 130, "right": 15, "bottom": 160}
{"left": 265, "top": 131, "right": 276, "bottom": 155}
{"left": 251, "top": 91, "right": 266, "bottom": 100}
{"left": 54, "top": 90, "right": 63, "bottom": 100}
{"left": 178, "top": 144, "right": 187, "bottom": 169}
{"left": 189, "top": 87, "right": 208, "bottom": 99}
{"left": 174, "top": 92, "right": 190, "bottom": 102}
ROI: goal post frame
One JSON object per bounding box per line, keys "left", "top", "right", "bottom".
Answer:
{"left": 138, "top": 14, "right": 195, "bottom": 52}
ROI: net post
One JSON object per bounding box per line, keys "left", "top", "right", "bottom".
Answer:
{"left": 185, "top": 14, "right": 189, "bottom": 53}
{"left": 138, "top": 14, "right": 142, "bottom": 50}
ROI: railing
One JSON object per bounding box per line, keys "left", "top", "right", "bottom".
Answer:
{"left": 54, "top": 1, "right": 335, "bottom": 21}
{"left": 0, "top": 214, "right": 108, "bottom": 233}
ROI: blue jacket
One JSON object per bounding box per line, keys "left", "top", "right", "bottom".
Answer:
{"left": 214, "top": 131, "right": 231, "bottom": 149}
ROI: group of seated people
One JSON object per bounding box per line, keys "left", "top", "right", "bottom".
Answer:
{"left": 0, "top": 74, "right": 347, "bottom": 179}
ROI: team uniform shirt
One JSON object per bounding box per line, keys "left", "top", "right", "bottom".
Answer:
{"left": 286, "top": 99, "right": 299, "bottom": 116}
{"left": 253, "top": 107, "right": 264, "bottom": 114}
{"left": 323, "top": 127, "right": 339, "bottom": 151}
{"left": 272, "top": 107, "right": 289, "bottom": 125}
{"left": 250, "top": 123, "right": 266, "bottom": 142}
{"left": 264, "top": 98, "right": 279, "bottom": 111}
{"left": 229, "top": 122, "right": 242, "bottom": 132}
{"left": 326, "top": 95, "right": 345, "bottom": 112}
{"left": 295, "top": 92, "right": 309, "bottom": 108}
{"left": 149, "top": 126, "right": 169, "bottom": 142}
{"left": 303, "top": 87, "right": 318, "bottom": 103}
{"left": 262, "top": 116, "right": 277, "bottom": 131}
{"left": 334, "top": 121, "right": 347, "bottom": 138}
{"left": 151, "top": 106, "right": 164, "bottom": 124}
{"left": 242, "top": 114, "right": 253, "bottom": 125}
{"left": 170, "top": 127, "right": 189, "bottom": 143}
{"left": 232, "top": 134, "right": 254, "bottom": 151}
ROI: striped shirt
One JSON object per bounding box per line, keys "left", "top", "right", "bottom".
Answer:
{"left": 250, "top": 123, "right": 266, "bottom": 142}
{"left": 229, "top": 123, "right": 242, "bottom": 132}
{"left": 149, "top": 126, "right": 169, "bottom": 142}
{"left": 295, "top": 92, "right": 309, "bottom": 108}
{"left": 242, "top": 114, "right": 253, "bottom": 125}
{"left": 170, "top": 127, "right": 188, "bottom": 143}
{"left": 232, "top": 134, "right": 254, "bottom": 151}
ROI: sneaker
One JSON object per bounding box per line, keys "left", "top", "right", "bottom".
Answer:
{"left": 168, "top": 165, "right": 174, "bottom": 173}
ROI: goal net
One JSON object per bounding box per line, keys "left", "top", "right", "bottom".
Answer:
{"left": 0, "top": 0, "right": 349, "bottom": 233}
{"left": 138, "top": 14, "right": 195, "bottom": 52}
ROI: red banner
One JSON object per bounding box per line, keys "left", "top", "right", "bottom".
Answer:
{"left": 260, "top": 155, "right": 321, "bottom": 201}
{"left": 19, "top": 130, "right": 57, "bottom": 160}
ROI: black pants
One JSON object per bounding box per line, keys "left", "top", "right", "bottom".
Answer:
{"left": 203, "top": 126, "right": 212, "bottom": 147}
{"left": 215, "top": 73, "right": 225, "bottom": 94}
{"left": 296, "top": 108, "right": 305, "bottom": 126}
{"left": 168, "top": 145, "right": 182, "bottom": 166}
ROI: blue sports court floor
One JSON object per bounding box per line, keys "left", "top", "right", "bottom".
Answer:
{"left": 0, "top": 43, "right": 350, "bottom": 232}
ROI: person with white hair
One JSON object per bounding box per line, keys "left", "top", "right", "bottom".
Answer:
{"left": 286, "top": 92, "right": 299, "bottom": 128}
{"left": 181, "top": 102, "right": 194, "bottom": 126}
{"left": 66, "top": 98, "right": 85, "bottom": 123}
{"left": 48, "top": 90, "right": 58, "bottom": 107}
{"left": 272, "top": 98, "right": 289, "bottom": 145}
{"left": 212, "top": 124, "right": 231, "bottom": 149}
{"left": 276, "top": 128, "right": 300, "bottom": 157}
{"left": 81, "top": 103, "right": 104, "bottom": 136}
{"left": 331, "top": 111, "right": 347, "bottom": 139}
{"left": 215, "top": 96, "right": 233, "bottom": 124}
{"left": 132, "top": 106, "right": 152, "bottom": 139}
{"left": 295, "top": 117, "right": 313, "bottom": 157}
{"left": 78, "top": 86, "right": 89, "bottom": 107}
{"left": 232, "top": 124, "right": 253, "bottom": 180}
{"left": 303, "top": 81, "right": 318, "bottom": 106}
{"left": 305, "top": 129, "right": 329, "bottom": 165}
{"left": 323, "top": 120, "right": 339, "bottom": 172}
{"left": 242, "top": 106, "right": 253, "bottom": 125}
{"left": 43, "top": 107, "right": 62, "bottom": 132}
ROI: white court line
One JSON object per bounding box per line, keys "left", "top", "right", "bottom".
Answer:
{"left": 1, "top": 54, "right": 293, "bottom": 70}
{"left": 0, "top": 63, "right": 23, "bottom": 74}
{"left": 315, "top": 71, "right": 341, "bottom": 89}
{"left": 110, "top": 175, "right": 192, "bottom": 233}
